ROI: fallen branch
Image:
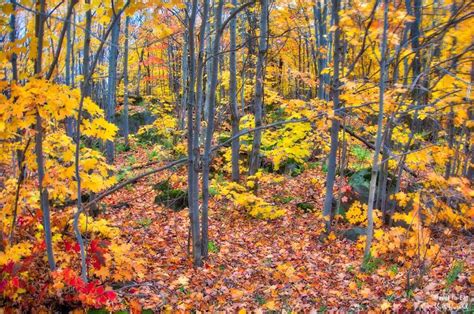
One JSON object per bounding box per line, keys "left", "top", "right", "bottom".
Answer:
{"left": 342, "top": 125, "right": 418, "bottom": 178}
{"left": 84, "top": 158, "right": 187, "bottom": 209}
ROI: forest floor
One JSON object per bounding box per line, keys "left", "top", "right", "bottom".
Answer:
{"left": 97, "top": 146, "right": 473, "bottom": 312}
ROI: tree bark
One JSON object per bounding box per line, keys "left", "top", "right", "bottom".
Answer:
{"left": 364, "top": 0, "right": 389, "bottom": 261}
{"left": 105, "top": 15, "right": 121, "bottom": 164}
{"left": 65, "top": 0, "right": 74, "bottom": 136}
{"left": 248, "top": 0, "right": 268, "bottom": 175}
{"left": 201, "top": 0, "right": 223, "bottom": 259}
{"left": 34, "top": 0, "right": 56, "bottom": 271}
{"left": 229, "top": 0, "right": 240, "bottom": 182}
{"left": 185, "top": 0, "right": 202, "bottom": 267}
{"left": 73, "top": 0, "right": 92, "bottom": 282}
{"left": 9, "top": 0, "right": 18, "bottom": 82}
{"left": 321, "top": 0, "right": 342, "bottom": 233}
{"left": 123, "top": 16, "right": 130, "bottom": 148}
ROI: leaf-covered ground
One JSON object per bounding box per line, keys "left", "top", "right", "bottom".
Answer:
{"left": 98, "top": 148, "right": 473, "bottom": 312}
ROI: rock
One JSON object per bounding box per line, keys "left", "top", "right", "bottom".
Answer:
{"left": 153, "top": 180, "right": 188, "bottom": 211}
{"left": 342, "top": 227, "right": 367, "bottom": 241}
{"left": 296, "top": 202, "right": 315, "bottom": 213}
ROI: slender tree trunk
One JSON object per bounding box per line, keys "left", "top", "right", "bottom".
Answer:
{"left": 240, "top": 14, "right": 246, "bottom": 113}
{"left": 9, "top": 0, "right": 18, "bottom": 82}
{"left": 65, "top": 1, "right": 75, "bottom": 136}
{"left": 82, "top": 10, "right": 92, "bottom": 98}
{"left": 145, "top": 50, "right": 151, "bottom": 95}
{"left": 195, "top": 0, "right": 210, "bottom": 257}
{"left": 180, "top": 38, "right": 188, "bottom": 129}
{"left": 195, "top": 0, "right": 210, "bottom": 142}
{"left": 186, "top": 0, "right": 202, "bottom": 267}
{"left": 8, "top": 0, "right": 20, "bottom": 244}
{"left": 137, "top": 49, "right": 144, "bottom": 98}
{"left": 313, "top": 0, "right": 328, "bottom": 100}
{"left": 73, "top": 0, "right": 92, "bottom": 282}
{"left": 466, "top": 61, "right": 474, "bottom": 181}
{"left": 445, "top": 106, "right": 455, "bottom": 178}
{"left": 248, "top": 0, "right": 268, "bottom": 175}
{"left": 71, "top": 12, "right": 76, "bottom": 87}
{"left": 321, "top": 0, "right": 342, "bottom": 233}
{"left": 123, "top": 16, "right": 130, "bottom": 148}
{"left": 407, "top": 0, "right": 423, "bottom": 131}
{"left": 364, "top": 0, "right": 389, "bottom": 261}
{"left": 105, "top": 16, "right": 121, "bottom": 163}
{"left": 229, "top": 0, "right": 240, "bottom": 182}
{"left": 379, "top": 125, "right": 391, "bottom": 216}
{"left": 204, "top": 4, "right": 214, "bottom": 124}
{"left": 201, "top": 0, "right": 223, "bottom": 259}
{"left": 34, "top": 0, "right": 56, "bottom": 271}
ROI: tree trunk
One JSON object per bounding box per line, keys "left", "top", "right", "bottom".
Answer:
{"left": 195, "top": 0, "right": 210, "bottom": 144}
{"left": 229, "top": 0, "right": 240, "bottom": 182}
{"left": 9, "top": 0, "right": 18, "bottom": 82}
{"left": 186, "top": 0, "right": 203, "bottom": 267}
{"left": 137, "top": 49, "right": 144, "bottom": 98}
{"left": 364, "top": 0, "right": 389, "bottom": 261}
{"left": 180, "top": 38, "right": 188, "bottom": 129}
{"left": 240, "top": 14, "right": 246, "bottom": 113}
{"left": 321, "top": 0, "right": 342, "bottom": 233}
{"left": 248, "top": 0, "right": 268, "bottom": 175}
{"left": 73, "top": 0, "right": 92, "bottom": 282}
{"left": 194, "top": 0, "right": 210, "bottom": 259}
{"left": 34, "top": 0, "right": 56, "bottom": 271}
{"left": 105, "top": 16, "right": 121, "bottom": 164}
{"left": 65, "top": 0, "right": 75, "bottom": 136}
{"left": 202, "top": 0, "right": 223, "bottom": 260}
{"left": 313, "top": 0, "right": 328, "bottom": 100}
{"left": 123, "top": 16, "right": 130, "bottom": 148}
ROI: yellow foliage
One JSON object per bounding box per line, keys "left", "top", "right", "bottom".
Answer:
{"left": 135, "top": 100, "right": 180, "bottom": 145}
{"left": 0, "top": 242, "right": 33, "bottom": 266}
{"left": 346, "top": 201, "right": 382, "bottom": 227}
{"left": 238, "top": 110, "right": 314, "bottom": 171}
{"left": 218, "top": 181, "right": 285, "bottom": 219}
{"left": 96, "top": 241, "right": 146, "bottom": 282}
{"left": 74, "top": 213, "right": 120, "bottom": 239}
{"left": 0, "top": 80, "right": 117, "bottom": 234}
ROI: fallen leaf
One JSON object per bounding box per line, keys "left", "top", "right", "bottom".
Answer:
{"left": 230, "top": 289, "right": 244, "bottom": 300}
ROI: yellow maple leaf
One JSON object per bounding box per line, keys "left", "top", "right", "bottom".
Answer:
{"left": 93, "top": 266, "right": 110, "bottom": 280}
{"left": 264, "top": 300, "right": 277, "bottom": 310}
{"left": 380, "top": 300, "right": 391, "bottom": 310}
{"left": 230, "top": 288, "right": 244, "bottom": 300}
{"left": 176, "top": 275, "right": 189, "bottom": 287}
